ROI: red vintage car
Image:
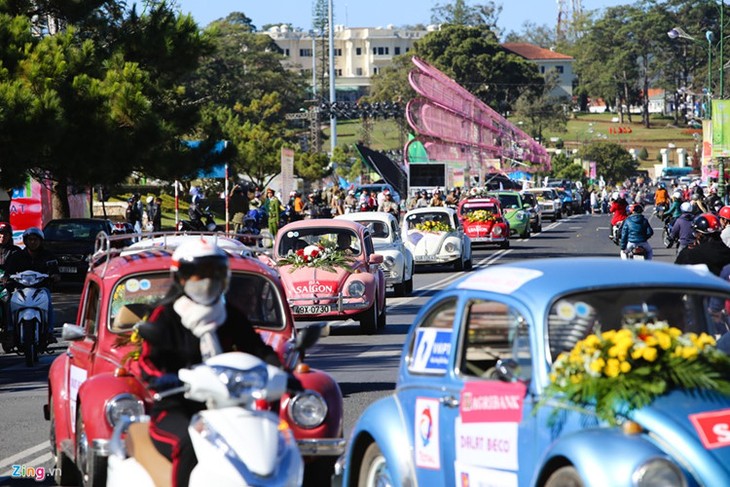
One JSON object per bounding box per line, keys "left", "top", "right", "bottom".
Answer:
{"left": 274, "top": 219, "right": 386, "bottom": 334}
{"left": 45, "top": 234, "right": 344, "bottom": 486}
{"left": 456, "top": 197, "right": 511, "bottom": 248}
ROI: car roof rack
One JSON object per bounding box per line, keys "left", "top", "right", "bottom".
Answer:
{"left": 92, "top": 231, "right": 274, "bottom": 279}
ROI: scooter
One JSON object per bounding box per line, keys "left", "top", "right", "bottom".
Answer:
{"left": 106, "top": 326, "right": 322, "bottom": 487}
{"left": 177, "top": 208, "right": 218, "bottom": 232}
{"left": 609, "top": 220, "right": 624, "bottom": 246}
{"left": 7, "top": 271, "right": 51, "bottom": 366}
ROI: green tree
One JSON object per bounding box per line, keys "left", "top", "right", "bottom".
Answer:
{"left": 431, "top": 0, "right": 502, "bottom": 32}
{"left": 550, "top": 152, "right": 586, "bottom": 182}
{"left": 513, "top": 71, "right": 569, "bottom": 142}
{"left": 578, "top": 141, "right": 637, "bottom": 184}
{"left": 332, "top": 145, "right": 364, "bottom": 182}
{"left": 312, "top": 0, "right": 330, "bottom": 101}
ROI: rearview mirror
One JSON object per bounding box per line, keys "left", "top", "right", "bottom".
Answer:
{"left": 369, "top": 254, "right": 384, "bottom": 265}
{"left": 62, "top": 323, "right": 85, "bottom": 342}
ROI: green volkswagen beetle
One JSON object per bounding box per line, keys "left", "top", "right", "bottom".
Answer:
{"left": 489, "top": 190, "right": 531, "bottom": 238}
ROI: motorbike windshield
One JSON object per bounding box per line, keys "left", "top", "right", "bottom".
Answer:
{"left": 546, "top": 287, "right": 730, "bottom": 363}
{"left": 108, "top": 272, "right": 286, "bottom": 333}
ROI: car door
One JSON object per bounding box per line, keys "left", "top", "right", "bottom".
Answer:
{"left": 66, "top": 280, "right": 101, "bottom": 433}
{"left": 396, "top": 295, "right": 462, "bottom": 486}
{"left": 446, "top": 296, "right": 538, "bottom": 487}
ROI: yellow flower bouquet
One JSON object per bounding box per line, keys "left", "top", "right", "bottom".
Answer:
{"left": 544, "top": 321, "right": 730, "bottom": 424}
{"left": 415, "top": 220, "right": 452, "bottom": 233}
{"left": 464, "top": 210, "right": 496, "bottom": 223}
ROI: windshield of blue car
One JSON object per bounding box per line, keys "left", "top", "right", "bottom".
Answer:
{"left": 109, "top": 271, "right": 286, "bottom": 333}
{"left": 546, "top": 288, "right": 730, "bottom": 362}
{"left": 278, "top": 228, "right": 362, "bottom": 256}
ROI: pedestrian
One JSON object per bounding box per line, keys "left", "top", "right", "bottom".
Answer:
{"left": 265, "top": 188, "right": 282, "bottom": 238}
{"left": 229, "top": 183, "right": 249, "bottom": 233}
{"left": 151, "top": 197, "right": 163, "bottom": 232}
{"left": 126, "top": 196, "right": 142, "bottom": 234}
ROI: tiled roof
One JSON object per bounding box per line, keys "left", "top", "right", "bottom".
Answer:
{"left": 501, "top": 43, "right": 573, "bottom": 60}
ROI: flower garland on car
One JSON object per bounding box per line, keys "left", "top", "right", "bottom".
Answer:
{"left": 543, "top": 321, "right": 730, "bottom": 425}
{"left": 415, "top": 220, "right": 452, "bottom": 233}
{"left": 464, "top": 210, "right": 497, "bottom": 223}
{"left": 277, "top": 240, "right": 354, "bottom": 272}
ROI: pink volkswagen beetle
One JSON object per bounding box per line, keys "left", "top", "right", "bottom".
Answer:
{"left": 274, "top": 219, "right": 386, "bottom": 334}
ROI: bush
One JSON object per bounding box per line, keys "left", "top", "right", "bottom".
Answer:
{"left": 638, "top": 147, "right": 649, "bottom": 161}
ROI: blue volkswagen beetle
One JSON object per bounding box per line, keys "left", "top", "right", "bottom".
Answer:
{"left": 334, "top": 258, "right": 730, "bottom": 487}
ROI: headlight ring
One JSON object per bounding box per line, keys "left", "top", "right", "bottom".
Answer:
{"left": 348, "top": 280, "right": 366, "bottom": 297}
{"left": 632, "top": 458, "right": 687, "bottom": 487}
{"left": 105, "top": 393, "right": 145, "bottom": 428}
{"left": 444, "top": 242, "right": 457, "bottom": 253}
{"left": 288, "top": 390, "right": 328, "bottom": 429}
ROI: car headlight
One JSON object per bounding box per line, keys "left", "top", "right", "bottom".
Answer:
{"left": 105, "top": 394, "right": 145, "bottom": 427}
{"left": 492, "top": 226, "right": 503, "bottom": 236}
{"left": 383, "top": 256, "right": 396, "bottom": 269}
{"left": 348, "top": 280, "right": 366, "bottom": 298}
{"left": 288, "top": 390, "right": 328, "bottom": 429}
{"left": 211, "top": 364, "right": 268, "bottom": 399}
{"left": 444, "top": 242, "right": 456, "bottom": 253}
{"left": 632, "top": 458, "right": 686, "bottom": 487}
{"left": 516, "top": 211, "right": 527, "bottom": 221}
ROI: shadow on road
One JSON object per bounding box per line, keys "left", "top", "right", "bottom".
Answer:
{"left": 339, "top": 381, "right": 395, "bottom": 397}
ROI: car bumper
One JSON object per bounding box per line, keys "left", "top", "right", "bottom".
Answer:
{"left": 298, "top": 438, "right": 346, "bottom": 457}
{"left": 413, "top": 253, "right": 460, "bottom": 264}
{"left": 288, "top": 295, "right": 372, "bottom": 318}
{"left": 470, "top": 236, "right": 507, "bottom": 244}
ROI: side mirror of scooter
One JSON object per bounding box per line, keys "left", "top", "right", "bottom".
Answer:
{"left": 295, "top": 325, "right": 321, "bottom": 352}
{"left": 62, "top": 323, "right": 85, "bottom": 341}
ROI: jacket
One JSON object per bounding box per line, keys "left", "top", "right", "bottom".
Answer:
{"left": 620, "top": 213, "right": 653, "bottom": 248}
{"left": 675, "top": 237, "right": 730, "bottom": 276}
{"left": 138, "top": 297, "right": 281, "bottom": 411}
{"left": 667, "top": 200, "right": 682, "bottom": 219}
{"left": 0, "top": 243, "right": 22, "bottom": 272}
{"left": 609, "top": 200, "right": 628, "bottom": 226}
{"left": 671, "top": 213, "right": 695, "bottom": 247}
{"left": 4, "top": 248, "right": 59, "bottom": 290}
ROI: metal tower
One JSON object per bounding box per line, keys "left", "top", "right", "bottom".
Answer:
{"left": 556, "top": 0, "right": 583, "bottom": 42}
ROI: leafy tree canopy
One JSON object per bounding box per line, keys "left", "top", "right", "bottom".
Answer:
{"left": 578, "top": 141, "right": 638, "bottom": 184}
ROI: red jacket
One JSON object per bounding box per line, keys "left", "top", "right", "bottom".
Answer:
{"left": 609, "top": 200, "right": 628, "bottom": 226}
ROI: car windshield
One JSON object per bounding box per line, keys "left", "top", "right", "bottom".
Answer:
{"left": 354, "top": 220, "right": 390, "bottom": 240}
{"left": 109, "top": 272, "right": 285, "bottom": 333}
{"left": 495, "top": 194, "right": 521, "bottom": 209}
{"left": 405, "top": 212, "right": 453, "bottom": 230}
{"left": 459, "top": 202, "right": 500, "bottom": 217}
{"left": 278, "top": 228, "right": 362, "bottom": 256}
{"left": 546, "top": 288, "right": 730, "bottom": 362}
{"left": 45, "top": 221, "right": 107, "bottom": 241}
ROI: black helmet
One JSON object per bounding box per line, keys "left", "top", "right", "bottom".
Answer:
{"left": 692, "top": 213, "right": 721, "bottom": 235}
{"left": 22, "top": 227, "right": 44, "bottom": 242}
{"left": 631, "top": 204, "right": 644, "bottom": 214}
{"left": 0, "top": 222, "right": 11, "bottom": 235}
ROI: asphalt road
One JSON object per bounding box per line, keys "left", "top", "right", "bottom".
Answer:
{"left": 0, "top": 210, "right": 679, "bottom": 485}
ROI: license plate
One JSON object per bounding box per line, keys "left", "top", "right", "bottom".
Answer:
{"left": 415, "top": 255, "right": 436, "bottom": 262}
{"left": 59, "top": 266, "right": 77, "bottom": 273}
{"left": 292, "top": 305, "right": 331, "bottom": 314}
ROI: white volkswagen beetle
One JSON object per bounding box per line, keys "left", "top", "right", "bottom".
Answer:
{"left": 401, "top": 207, "right": 473, "bottom": 271}
{"left": 336, "top": 212, "right": 415, "bottom": 296}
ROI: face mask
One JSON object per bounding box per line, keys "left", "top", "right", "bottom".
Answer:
{"left": 184, "top": 278, "right": 225, "bottom": 306}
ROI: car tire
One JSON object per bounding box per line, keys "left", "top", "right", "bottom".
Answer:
{"left": 76, "top": 404, "right": 107, "bottom": 487}
{"left": 50, "top": 397, "right": 79, "bottom": 485}
{"left": 465, "top": 258, "right": 473, "bottom": 271}
{"left": 359, "top": 301, "right": 378, "bottom": 335}
{"left": 545, "top": 466, "right": 584, "bottom": 487}
{"left": 303, "top": 456, "right": 337, "bottom": 486}
{"left": 454, "top": 256, "right": 464, "bottom": 271}
{"left": 393, "top": 278, "right": 407, "bottom": 297}
{"left": 377, "top": 301, "right": 387, "bottom": 330}
{"left": 520, "top": 226, "right": 530, "bottom": 239}
{"left": 405, "top": 275, "right": 414, "bottom": 295}
{"left": 358, "top": 442, "right": 392, "bottom": 487}
{"left": 500, "top": 240, "right": 510, "bottom": 249}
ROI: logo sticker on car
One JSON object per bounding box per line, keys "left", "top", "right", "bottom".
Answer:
{"left": 689, "top": 408, "right": 730, "bottom": 449}
{"left": 415, "top": 398, "right": 440, "bottom": 469}
{"left": 410, "top": 329, "right": 452, "bottom": 373}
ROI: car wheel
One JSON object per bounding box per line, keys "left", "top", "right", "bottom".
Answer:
{"left": 76, "top": 404, "right": 107, "bottom": 487}
{"left": 500, "top": 240, "right": 510, "bottom": 249}
{"left": 358, "top": 442, "right": 392, "bottom": 487}
{"left": 454, "top": 256, "right": 464, "bottom": 271}
{"left": 359, "top": 300, "right": 378, "bottom": 335}
{"left": 50, "top": 397, "right": 79, "bottom": 485}
{"left": 303, "top": 456, "right": 337, "bottom": 486}
{"left": 393, "top": 276, "right": 407, "bottom": 297}
{"left": 465, "top": 258, "right": 473, "bottom": 271}
{"left": 405, "top": 276, "right": 414, "bottom": 295}
{"left": 377, "top": 301, "right": 387, "bottom": 329}
{"left": 520, "top": 226, "right": 530, "bottom": 239}
{"left": 545, "top": 466, "right": 584, "bottom": 487}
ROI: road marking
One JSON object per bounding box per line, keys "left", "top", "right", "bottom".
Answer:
{"left": 0, "top": 452, "right": 52, "bottom": 479}
{"left": 0, "top": 443, "right": 48, "bottom": 471}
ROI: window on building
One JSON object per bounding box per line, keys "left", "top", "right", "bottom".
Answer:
{"left": 540, "top": 66, "right": 545, "bottom": 74}
{"left": 395, "top": 47, "right": 401, "bottom": 55}
{"left": 356, "top": 67, "right": 363, "bottom": 76}
{"left": 284, "top": 48, "right": 290, "bottom": 56}
{"left": 376, "top": 47, "right": 388, "bottom": 55}
{"left": 300, "top": 48, "right": 313, "bottom": 57}
{"left": 335, "top": 48, "right": 342, "bottom": 56}
{"left": 356, "top": 47, "right": 362, "bottom": 55}
{"left": 555, "top": 65, "right": 564, "bottom": 74}
{"left": 372, "top": 47, "right": 377, "bottom": 55}
{"left": 405, "top": 47, "right": 410, "bottom": 52}
{"left": 373, "top": 67, "right": 379, "bottom": 75}
{"left": 336, "top": 69, "right": 343, "bottom": 77}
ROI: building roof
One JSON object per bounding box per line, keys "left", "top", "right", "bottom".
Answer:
{"left": 501, "top": 43, "right": 573, "bottom": 61}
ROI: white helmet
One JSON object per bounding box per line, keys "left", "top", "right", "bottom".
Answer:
{"left": 680, "top": 202, "right": 692, "bottom": 213}
{"left": 672, "top": 191, "right": 682, "bottom": 200}
{"left": 171, "top": 240, "right": 230, "bottom": 305}
{"left": 611, "top": 192, "right": 620, "bottom": 201}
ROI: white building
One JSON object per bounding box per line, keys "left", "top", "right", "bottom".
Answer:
{"left": 264, "top": 24, "right": 433, "bottom": 100}
{"left": 501, "top": 43, "right": 575, "bottom": 100}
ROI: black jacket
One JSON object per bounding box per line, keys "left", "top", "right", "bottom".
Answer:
{"left": 4, "top": 248, "right": 59, "bottom": 289}
{"left": 0, "top": 243, "right": 22, "bottom": 272}
{"left": 138, "top": 297, "right": 281, "bottom": 411}
{"left": 675, "top": 237, "right": 730, "bottom": 276}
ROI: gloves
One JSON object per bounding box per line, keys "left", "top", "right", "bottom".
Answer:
{"left": 151, "top": 373, "right": 182, "bottom": 391}
{"left": 287, "top": 373, "right": 304, "bottom": 393}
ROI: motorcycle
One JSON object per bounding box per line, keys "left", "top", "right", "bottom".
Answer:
{"left": 622, "top": 245, "right": 647, "bottom": 261}
{"left": 7, "top": 271, "right": 51, "bottom": 366}
{"left": 177, "top": 207, "right": 218, "bottom": 232}
{"left": 107, "top": 326, "right": 321, "bottom": 487}
{"left": 609, "top": 220, "right": 624, "bottom": 246}
{"left": 661, "top": 215, "right": 677, "bottom": 249}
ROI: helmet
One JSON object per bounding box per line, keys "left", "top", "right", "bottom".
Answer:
{"left": 680, "top": 202, "right": 693, "bottom": 213}
{"left": 611, "top": 191, "right": 620, "bottom": 201}
{"left": 692, "top": 213, "right": 721, "bottom": 235}
{"left": 0, "top": 222, "right": 11, "bottom": 235}
{"left": 672, "top": 191, "right": 682, "bottom": 200}
{"left": 691, "top": 193, "right": 700, "bottom": 201}
{"left": 171, "top": 240, "right": 230, "bottom": 305}
{"left": 719, "top": 206, "right": 730, "bottom": 220}
{"left": 22, "top": 227, "right": 44, "bottom": 241}
{"left": 659, "top": 182, "right": 666, "bottom": 189}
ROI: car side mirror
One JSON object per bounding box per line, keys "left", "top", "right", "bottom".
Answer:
{"left": 62, "top": 323, "right": 85, "bottom": 341}
{"left": 369, "top": 254, "right": 384, "bottom": 265}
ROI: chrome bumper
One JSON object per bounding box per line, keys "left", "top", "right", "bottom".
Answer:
{"left": 287, "top": 294, "right": 370, "bottom": 313}
{"left": 297, "top": 438, "right": 346, "bottom": 456}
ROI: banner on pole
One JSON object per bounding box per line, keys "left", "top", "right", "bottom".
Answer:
{"left": 280, "top": 147, "right": 295, "bottom": 195}
{"left": 712, "top": 100, "right": 730, "bottom": 157}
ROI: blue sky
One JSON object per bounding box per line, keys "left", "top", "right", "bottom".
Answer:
{"left": 176, "top": 0, "right": 628, "bottom": 35}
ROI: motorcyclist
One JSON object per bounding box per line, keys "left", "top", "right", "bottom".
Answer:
{"left": 670, "top": 202, "right": 695, "bottom": 253}
{"left": 620, "top": 204, "right": 654, "bottom": 259}
{"left": 138, "top": 240, "right": 288, "bottom": 487}
{"left": 378, "top": 191, "right": 400, "bottom": 220}
{"left": 719, "top": 206, "right": 730, "bottom": 248}
{"left": 653, "top": 183, "right": 670, "bottom": 210}
{"left": 0, "top": 223, "right": 21, "bottom": 344}
{"left": 608, "top": 192, "right": 628, "bottom": 243}
{"left": 690, "top": 192, "right": 709, "bottom": 215}
{"left": 4, "top": 227, "right": 60, "bottom": 343}
{"left": 706, "top": 186, "right": 723, "bottom": 213}
{"left": 344, "top": 190, "right": 358, "bottom": 213}
{"left": 664, "top": 191, "right": 683, "bottom": 225}
{"left": 675, "top": 213, "right": 730, "bottom": 276}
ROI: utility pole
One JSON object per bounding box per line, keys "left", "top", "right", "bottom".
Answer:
{"left": 285, "top": 108, "right": 321, "bottom": 153}
{"left": 328, "top": 0, "right": 337, "bottom": 153}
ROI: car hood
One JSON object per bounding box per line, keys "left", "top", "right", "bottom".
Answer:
{"left": 278, "top": 264, "right": 354, "bottom": 297}
{"left": 463, "top": 220, "right": 497, "bottom": 237}
{"left": 404, "top": 230, "right": 453, "bottom": 254}
{"left": 632, "top": 389, "right": 730, "bottom": 468}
